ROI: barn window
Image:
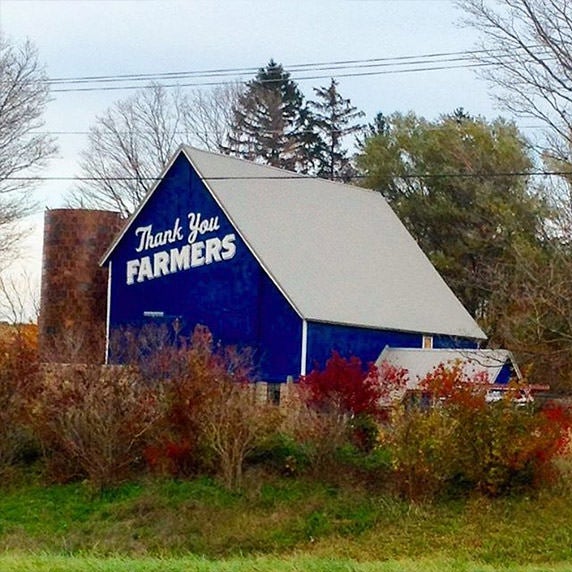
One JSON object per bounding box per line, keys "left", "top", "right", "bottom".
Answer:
{"left": 422, "top": 335, "right": 433, "bottom": 349}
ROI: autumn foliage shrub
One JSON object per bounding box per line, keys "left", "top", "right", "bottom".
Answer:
{"left": 0, "top": 327, "right": 39, "bottom": 474}
{"left": 286, "top": 352, "right": 406, "bottom": 476}
{"left": 7, "top": 315, "right": 566, "bottom": 501}
{"left": 200, "top": 374, "right": 280, "bottom": 490}
{"left": 292, "top": 353, "right": 375, "bottom": 465}
{"left": 384, "top": 362, "right": 570, "bottom": 499}
{"left": 300, "top": 352, "right": 382, "bottom": 416}
{"left": 23, "top": 363, "right": 161, "bottom": 488}
{"left": 147, "top": 326, "right": 280, "bottom": 490}
{"left": 383, "top": 406, "right": 458, "bottom": 500}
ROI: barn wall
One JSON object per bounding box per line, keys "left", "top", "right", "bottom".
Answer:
{"left": 433, "top": 334, "right": 480, "bottom": 349}
{"left": 305, "top": 321, "right": 423, "bottom": 372}
{"left": 305, "top": 321, "right": 481, "bottom": 372}
{"left": 107, "top": 154, "right": 302, "bottom": 381}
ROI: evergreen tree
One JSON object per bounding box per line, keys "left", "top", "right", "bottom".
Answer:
{"left": 309, "top": 78, "right": 364, "bottom": 181}
{"left": 357, "top": 111, "right": 389, "bottom": 150}
{"left": 225, "top": 60, "right": 317, "bottom": 173}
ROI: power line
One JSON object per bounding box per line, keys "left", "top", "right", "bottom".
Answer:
{"left": 4, "top": 170, "right": 572, "bottom": 182}
{"left": 42, "top": 46, "right": 552, "bottom": 94}
{"left": 46, "top": 62, "right": 494, "bottom": 93}
{"left": 45, "top": 46, "right": 549, "bottom": 85}
{"left": 45, "top": 50, "right": 483, "bottom": 84}
{"left": 48, "top": 63, "right": 491, "bottom": 93}
{"left": 47, "top": 54, "right": 481, "bottom": 87}
{"left": 30, "top": 123, "right": 549, "bottom": 137}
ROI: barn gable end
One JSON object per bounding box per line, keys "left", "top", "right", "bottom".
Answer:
{"left": 105, "top": 152, "right": 303, "bottom": 380}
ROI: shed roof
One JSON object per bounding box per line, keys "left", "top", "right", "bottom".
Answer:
{"left": 376, "top": 347, "right": 520, "bottom": 389}
{"left": 103, "top": 146, "right": 486, "bottom": 340}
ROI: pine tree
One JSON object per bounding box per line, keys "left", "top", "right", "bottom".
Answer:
{"left": 356, "top": 111, "right": 389, "bottom": 151}
{"left": 309, "top": 78, "right": 364, "bottom": 181}
{"left": 225, "top": 60, "right": 316, "bottom": 173}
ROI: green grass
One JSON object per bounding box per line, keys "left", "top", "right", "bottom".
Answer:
{"left": 1, "top": 470, "right": 572, "bottom": 567}
{"left": 2, "top": 554, "right": 572, "bottom": 572}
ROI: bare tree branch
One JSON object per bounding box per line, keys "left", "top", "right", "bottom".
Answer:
{"left": 67, "top": 83, "right": 243, "bottom": 217}
{"left": 0, "top": 36, "right": 56, "bottom": 265}
{"left": 457, "top": 0, "right": 572, "bottom": 165}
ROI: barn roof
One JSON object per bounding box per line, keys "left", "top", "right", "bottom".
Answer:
{"left": 103, "top": 146, "right": 486, "bottom": 340}
{"left": 376, "top": 347, "right": 520, "bottom": 389}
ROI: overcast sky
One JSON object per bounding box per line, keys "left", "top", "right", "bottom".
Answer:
{"left": 0, "top": 0, "right": 507, "bottom": 320}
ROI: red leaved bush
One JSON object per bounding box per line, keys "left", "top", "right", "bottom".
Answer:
{"left": 537, "top": 403, "right": 572, "bottom": 462}
{"left": 148, "top": 325, "right": 279, "bottom": 489}
{"left": 292, "top": 352, "right": 408, "bottom": 458}
{"left": 300, "top": 351, "right": 406, "bottom": 418}
{"left": 419, "top": 361, "right": 491, "bottom": 410}
{"left": 143, "top": 439, "right": 195, "bottom": 477}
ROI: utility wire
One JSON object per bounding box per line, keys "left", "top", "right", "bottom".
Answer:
{"left": 46, "top": 62, "right": 498, "bottom": 93}
{"left": 45, "top": 46, "right": 549, "bottom": 85}
{"left": 41, "top": 45, "right": 552, "bottom": 93}
{"left": 4, "top": 170, "right": 572, "bottom": 182}
{"left": 47, "top": 54, "right": 481, "bottom": 86}
{"left": 29, "top": 123, "right": 549, "bottom": 136}
{"left": 48, "top": 63, "right": 491, "bottom": 93}
{"left": 46, "top": 49, "right": 485, "bottom": 83}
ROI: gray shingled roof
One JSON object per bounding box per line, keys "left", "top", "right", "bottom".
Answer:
{"left": 376, "top": 348, "right": 520, "bottom": 390}
{"left": 104, "top": 146, "right": 486, "bottom": 340}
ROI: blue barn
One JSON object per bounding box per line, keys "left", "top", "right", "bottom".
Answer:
{"left": 101, "top": 146, "right": 486, "bottom": 382}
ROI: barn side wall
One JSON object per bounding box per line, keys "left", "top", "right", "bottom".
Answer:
{"left": 305, "top": 321, "right": 480, "bottom": 372}
{"left": 305, "top": 321, "right": 422, "bottom": 371}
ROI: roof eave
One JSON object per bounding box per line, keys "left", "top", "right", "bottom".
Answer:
{"left": 305, "top": 316, "right": 486, "bottom": 341}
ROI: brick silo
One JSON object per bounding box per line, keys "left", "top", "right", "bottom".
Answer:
{"left": 38, "top": 209, "right": 123, "bottom": 363}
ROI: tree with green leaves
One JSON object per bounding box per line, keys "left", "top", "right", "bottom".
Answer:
{"left": 356, "top": 112, "right": 389, "bottom": 151}
{"left": 356, "top": 111, "right": 549, "bottom": 319}
{"left": 309, "top": 78, "right": 364, "bottom": 181}
{"left": 225, "top": 60, "right": 318, "bottom": 173}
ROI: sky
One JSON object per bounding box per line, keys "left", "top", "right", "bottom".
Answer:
{"left": 0, "top": 0, "right": 506, "bottom": 320}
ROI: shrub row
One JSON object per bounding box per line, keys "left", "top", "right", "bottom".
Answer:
{"left": 0, "top": 326, "right": 569, "bottom": 498}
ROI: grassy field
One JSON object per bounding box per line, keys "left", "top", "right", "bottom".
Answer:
{"left": 2, "top": 554, "right": 572, "bottom": 572}
{"left": 1, "top": 470, "right": 572, "bottom": 569}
